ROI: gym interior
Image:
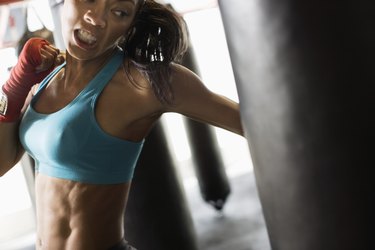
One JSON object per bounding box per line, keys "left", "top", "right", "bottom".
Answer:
{"left": 0, "top": 0, "right": 372, "bottom": 249}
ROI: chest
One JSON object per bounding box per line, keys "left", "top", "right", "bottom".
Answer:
{"left": 32, "top": 67, "right": 163, "bottom": 141}
{"left": 20, "top": 86, "right": 145, "bottom": 184}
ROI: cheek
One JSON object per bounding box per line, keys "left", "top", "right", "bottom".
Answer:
{"left": 107, "top": 23, "right": 131, "bottom": 43}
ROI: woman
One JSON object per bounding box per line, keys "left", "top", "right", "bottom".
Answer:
{"left": 0, "top": 0, "right": 243, "bottom": 249}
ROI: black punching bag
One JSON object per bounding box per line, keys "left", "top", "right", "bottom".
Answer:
{"left": 182, "top": 46, "right": 231, "bottom": 211}
{"left": 219, "top": 1, "right": 373, "bottom": 250}
{"left": 125, "top": 121, "right": 198, "bottom": 250}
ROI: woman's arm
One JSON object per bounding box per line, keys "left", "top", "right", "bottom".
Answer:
{"left": 166, "top": 63, "right": 244, "bottom": 136}
{"left": 0, "top": 38, "right": 63, "bottom": 176}
{"left": 0, "top": 122, "right": 25, "bottom": 176}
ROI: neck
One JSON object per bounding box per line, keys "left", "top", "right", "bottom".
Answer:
{"left": 61, "top": 48, "right": 118, "bottom": 89}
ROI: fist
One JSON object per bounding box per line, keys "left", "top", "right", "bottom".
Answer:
{"left": 19, "top": 38, "right": 65, "bottom": 73}
{"left": 35, "top": 44, "right": 65, "bottom": 73}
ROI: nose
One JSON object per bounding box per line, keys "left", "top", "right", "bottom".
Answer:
{"left": 83, "top": 9, "right": 106, "bottom": 28}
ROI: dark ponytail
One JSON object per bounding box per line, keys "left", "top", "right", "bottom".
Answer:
{"left": 122, "top": 0, "right": 189, "bottom": 104}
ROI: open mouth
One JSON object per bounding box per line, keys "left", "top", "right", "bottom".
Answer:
{"left": 74, "top": 29, "right": 97, "bottom": 48}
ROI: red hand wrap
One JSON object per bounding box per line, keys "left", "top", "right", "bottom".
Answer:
{"left": 0, "top": 38, "right": 53, "bottom": 122}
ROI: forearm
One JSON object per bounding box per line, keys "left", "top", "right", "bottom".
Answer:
{"left": 0, "top": 121, "right": 24, "bottom": 177}
{"left": 190, "top": 94, "right": 244, "bottom": 136}
{"left": 217, "top": 98, "right": 244, "bottom": 136}
{"left": 220, "top": 111, "right": 244, "bottom": 136}
{"left": 204, "top": 100, "right": 244, "bottom": 136}
{"left": 0, "top": 38, "right": 62, "bottom": 176}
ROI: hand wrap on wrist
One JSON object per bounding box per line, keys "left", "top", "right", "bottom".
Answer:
{"left": 0, "top": 38, "right": 53, "bottom": 122}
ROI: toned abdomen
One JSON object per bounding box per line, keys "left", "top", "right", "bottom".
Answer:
{"left": 35, "top": 173, "right": 131, "bottom": 250}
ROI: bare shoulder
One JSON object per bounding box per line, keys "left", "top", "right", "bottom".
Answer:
{"left": 167, "top": 63, "right": 212, "bottom": 108}
{"left": 95, "top": 59, "right": 166, "bottom": 141}
{"left": 117, "top": 58, "right": 152, "bottom": 89}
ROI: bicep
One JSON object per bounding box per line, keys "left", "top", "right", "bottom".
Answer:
{"left": 167, "top": 65, "right": 243, "bottom": 136}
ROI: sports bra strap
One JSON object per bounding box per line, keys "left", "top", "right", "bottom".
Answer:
{"left": 83, "top": 48, "right": 124, "bottom": 94}
{"left": 34, "top": 48, "right": 124, "bottom": 98}
{"left": 35, "top": 62, "right": 66, "bottom": 94}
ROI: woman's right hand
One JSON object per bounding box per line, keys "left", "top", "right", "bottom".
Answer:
{"left": 35, "top": 44, "right": 65, "bottom": 73}
{"left": 1, "top": 38, "right": 61, "bottom": 122}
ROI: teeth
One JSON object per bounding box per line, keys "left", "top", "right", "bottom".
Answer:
{"left": 77, "top": 29, "right": 97, "bottom": 45}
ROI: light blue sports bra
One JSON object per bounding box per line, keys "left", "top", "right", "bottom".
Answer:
{"left": 19, "top": 48, "right": 144, "bottom": 184}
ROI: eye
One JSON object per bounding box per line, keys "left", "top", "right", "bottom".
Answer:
{"left": 112, "top": 9, "right": 129, "bottom": 18}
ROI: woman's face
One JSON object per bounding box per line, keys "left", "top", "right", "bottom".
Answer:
{"left": 62, "top": 0, "right": 140, "bottom": 60}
